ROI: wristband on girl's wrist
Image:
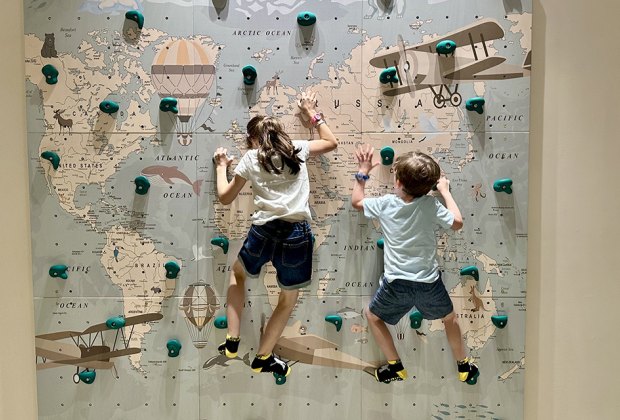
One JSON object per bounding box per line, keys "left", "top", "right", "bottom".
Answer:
{"left": 355, "top": 172, "right": 370, "bottom": 181}
{"left": 310, "top": 113, "right": 324, "bottom": 126}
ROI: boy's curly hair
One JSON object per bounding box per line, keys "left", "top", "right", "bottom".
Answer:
{"left": 393, "top": 151, "right": 441, "bottom": 198}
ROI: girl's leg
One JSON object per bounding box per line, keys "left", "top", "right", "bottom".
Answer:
{"left": 226, "top": 260, "right": 247, "bottom": 337}
{"left": 257, "top": 289, "right": 299, "bottom": 355}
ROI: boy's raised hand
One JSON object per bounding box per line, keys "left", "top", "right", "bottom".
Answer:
{"left": 356, "top": 144, "right": 379, "bottom": 175}
{"left": 213, "top": 147, "right": 233, "bottom": 168}
{"left": 436, "top": 176, "right": 451, "bottom": 193}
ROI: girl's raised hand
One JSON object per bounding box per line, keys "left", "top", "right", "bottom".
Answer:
{"left": 213, "top": 147, "right": 233, "bottom": 168}
{"left": 297, "top": 89, "right": 318, "bottom": 119}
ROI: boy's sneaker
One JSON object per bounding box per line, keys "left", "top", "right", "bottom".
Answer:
{"left": 457, "top": 357, "right": 480, "bottom": 384}
{"left": 374, "top": 360, "right": 408, "bottom": 384}
{"left": 217, "top": 335, "right": 240, "bottom": 358}
{"left": 251, "top": 354, "right": 291, "bottom": 377}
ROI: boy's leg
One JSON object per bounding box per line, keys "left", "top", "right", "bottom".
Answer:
{"left": 218, "top": 260, "right": 246, "bottom": 358}
{"left": 364, "top": 306, "right": 400, "bottom": 361}
{"left": 442, "top": 310, "right": 479, "bottom": 383}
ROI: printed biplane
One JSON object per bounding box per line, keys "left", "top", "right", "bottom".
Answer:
{"left": 370, "top": 18, "right": 531, "bottom": 107}
{"left": 35, "top": 313, "right": 163, "bottom": 384}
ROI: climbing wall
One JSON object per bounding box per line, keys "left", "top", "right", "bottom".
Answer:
{"left": 24, "top": 0, "right": 531, "bottom": 419}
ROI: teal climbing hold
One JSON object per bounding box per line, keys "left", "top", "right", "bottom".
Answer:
{"left": 379, "top": 67, "right": 398, "bottom": 84}
{"left": 325, "top": 314, "right": 343, "bottom": 332}
{"left": 41, "top": 151, "right": 60, "bottom": 170}
{"left": 273, "top": 372, "right": 287, "bottom": 385}
{"left": 164, "top": 261, "right": 180, "bottom": 279}
{"left": 41, "top": 64, "right": 59, "bottom": 85}
{"left": 49, "top": 265, "right": 68, "bottom": 280}
{"left": 460, "top": 266, "right": 479, "bottom": 281}
{"left": 466, "top": 370, "right": 480, "bottom": 385}
{"left": 377, "top": 238, "right": 384, "bottom": 249}
{"left": 214, "top": 315, "right": 228, "bottom": 329}
{"left": 409, "top": 311, "right": 423, "bottom": 329}
{"left": 159, "top": 97, "right": 178, "bottom": 114}
{"left": 99, "top": 100, "right": 119, "bottom": 114}
{"left": 297, "top": 11, "right": 317, "bottom": 26}
{"left": 211, "top": 237, "right": 229, "bottom": 254}
{"left": 491, "top": 315, "right": 508, "bottom": 329}
{"left": 436, "top": 40, "right": 457, "bottom": 55}
{"left": 493, "top": 178, "right": 513, "bottom": 195}
{"left": 380, "top": 146, "right": 395, "bottom": 165}
{"left": 134, "top": 176, "right": 150, "bottom": 195}
{"left": 465, "top": 97, "right": 485, "bottom": 114}
{"left": 105, "top": 316, "right": 126, "bottom": 330}
{"left": 242, "top": 65, "right": 257, "bottom": 85}
{"left": 78, "top": 370, "right": 96, "bottom": 384}
{"left": 125, "top": 10, "right": 144, "bottom": 29}
{"left": 167, "top": 339, "right": 182, "bottom": 357}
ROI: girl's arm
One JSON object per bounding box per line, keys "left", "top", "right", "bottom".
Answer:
{"left": 298, "top": 90, "right": 338, "bottom": 156}
{"left": 214, "top": 147, "right": 247, "bottom": 205}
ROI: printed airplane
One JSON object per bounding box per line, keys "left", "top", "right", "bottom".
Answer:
{"left": 35, "top": 313, "right": 163, "bottom": 384}
{"left": 369, "top": 18, "right": 531, "bottom": 107}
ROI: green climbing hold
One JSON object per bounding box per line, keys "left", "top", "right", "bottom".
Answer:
{"left": 211, "top": 237, "right": 229, "bottom": 254}
{"left": 436, "top": 40, "right": 456, "bottom": 55}
{"left": 460, "top": 266, "right": 479, "bottom": 281}
{"left": 493, "top": 178, "right": 513, "bottom": 195}
{"left": 377, "top": 238, "right": 384, "bottom": 249}
{"left": 125, "top": 10, "right": 144, "bottom": 29}
{"left": 379, "top": 67, "right": 398, "bottom": 84}
{"left": 167, "top": 339, "right": 182, "bottom": 357}
{"left": 99, "top": 100, "right": 119, "bottom": 115}
{"left": 242, "top": 65, "right": 257, "bottom": 86}
{"left": 214, "top": 316, "right": 228, "bottom": 329}
{"left": 159, "top": 97, "right": 178, "bottom": 114}
{"left": 465, "top": 97, "right": 485, "bottom": 114}
{"left": 273, "top": 372, "right": 287, "bottom": 385}
{"left": 325, "top": 314, "right": 343, "bottom": 332}
{"left": 164, "top": 261, "right": 180, "bottom": 279}
{"left": 105, "top": 316, "right": 126, "bottom": 330}
{"left": 409, "top": 311, "right": 423, "bottom": 329}
{"left": 491, "top": 315, "right": 508, "bottom": 329}
{"left": 49, "top": 265, "right": 69, "bottom": 280}
{"left": 41, "top": 151, "right": 60, "bottom": 170}
{"left": 466, "top": 370, "right": 480, "bottom": 385}
{"left": 297, "top": 11, "right": 317, "bottom": 26}
{"left": 380, "top": 146, "right": 395, "bottom": 165}
{"left": 134, "top": 176, "right": 150, "bottom": 195}
{"left": 78, "top": 370, "right": 96, "bottom": 384}
{"left": 41, "top": 64, "right": 59, "bottom": 85}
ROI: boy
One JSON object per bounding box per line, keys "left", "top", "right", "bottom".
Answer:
{"left": 351, "top": 144, "right": 479, "bottom": 384}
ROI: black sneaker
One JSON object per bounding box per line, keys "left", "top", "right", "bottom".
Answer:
{"left": 251, "top": 354, "right": 291, "bottom": 377}
{"left": 457, "top": 358, "right": 480, "bottom": 384}
{"left": 217, "top": 336, "right": 240, "bottom": 358}
{"left": 374, "top": 361, "right": 408, "bottom": 383}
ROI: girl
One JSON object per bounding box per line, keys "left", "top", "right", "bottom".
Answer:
{"left": 213, "top": 90, "right": 337, "bottom": 377}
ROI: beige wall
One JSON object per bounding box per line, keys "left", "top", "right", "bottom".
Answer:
{"left": 2, "top": 0, "right": 619, "bottom": 418}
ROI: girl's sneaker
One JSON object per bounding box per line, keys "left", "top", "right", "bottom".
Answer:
{"left": 457, "top": 357, "right": 480, "bottom": 384}
{"left": 375, "top": 360, "right": 408, "bottom": 383}
{"left": 251, "top": 353, "right": 291, "bottom": 377}
{"left": 217, "top": 335, "right": 240, "bottom": 358}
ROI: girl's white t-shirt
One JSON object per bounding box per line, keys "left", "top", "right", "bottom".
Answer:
{"left": 234, "top": 140, "right": 311, "bottom": 225}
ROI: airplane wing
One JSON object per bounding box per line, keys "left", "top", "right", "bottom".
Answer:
{"left": 467, "top": 62, "right": 529, "bottom": 80}
{"left": 47, "top": 347, "right": 141, "bottom": 366}
{"left": 35, "top": 337, "right": 82, "bottom": 359}
{"left": 36, "top": 360, "right": 115, "bottom": 371}
{"left": 410, "top": 18, "right": 504, "bottom": 53}
{"left": 443, "top": 56, "right": 506, "bottom": 80}
{"left": 36, "top": 331, "right": 83, "bottom": 341}
{"left": 81, "top": 313, "right": 164, "bottom": 335}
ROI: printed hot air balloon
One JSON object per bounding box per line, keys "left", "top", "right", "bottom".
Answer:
{"left": 179, "top": 282, "right": 219, "bottom": 349}
{"left": 151, "top": 39, "right": 216, "bottom": 146}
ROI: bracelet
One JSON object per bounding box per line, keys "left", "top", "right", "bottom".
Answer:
{"left": 355, "top": 172, "right": 370, "bottom": 181}
{"left": 315, "top": 120, "right": 326, "bottom": 127}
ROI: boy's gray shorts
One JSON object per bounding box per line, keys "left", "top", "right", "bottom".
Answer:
{"left": 368, "top": 273, "right": 453, "bottom": 325}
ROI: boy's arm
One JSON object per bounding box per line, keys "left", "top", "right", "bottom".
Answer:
{"left": 214, "top": 147, "right": 247, "bottom": 205}
{"left": 351, "top": 144, "right": 379, "bottom": 211}
{"left": 436, "top": 176, "right": 463, "bottom": 230}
